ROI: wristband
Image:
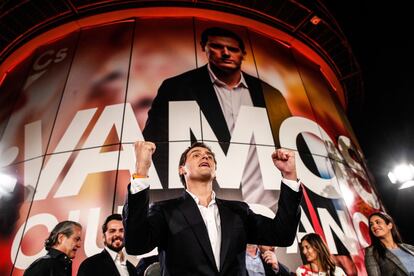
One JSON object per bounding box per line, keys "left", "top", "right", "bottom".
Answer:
{"left": 132, "top": 173, "right": 147, "bottom": 179}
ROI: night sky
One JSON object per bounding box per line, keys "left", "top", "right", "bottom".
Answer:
{"left": 324, "top": 1, "right": 414, "bottom": 244}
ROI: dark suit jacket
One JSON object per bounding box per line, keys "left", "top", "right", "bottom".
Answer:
{"left": 24, "top": 248, "right": 72, "bottom": 276}
{"left": 136, "top": 255, "right": 159, "bottom": 276}
{"left": 143, "top": 65, "right": 291, "bottom": 188}
{"left": 123, "top": 183, "right": 301, "bottom": 276}
{"left": 77, "top": 249, "right": 137, "bottom": 276}
{"left": 364, "top": 243, "right": 414, "bottom": 276}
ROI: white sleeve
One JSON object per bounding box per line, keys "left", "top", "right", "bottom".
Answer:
{"left": 281, "top": 178, "right": 301, "bottom": 192}
{"left": 129, "top": 176, "right": 151, "bottom": 194}
{"left": 334, "top": 266, "right": 347, "bottom": 276}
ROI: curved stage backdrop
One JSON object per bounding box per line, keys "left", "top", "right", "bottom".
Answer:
{"left": 0, "top": 10, "right": 380, "bottom": 276}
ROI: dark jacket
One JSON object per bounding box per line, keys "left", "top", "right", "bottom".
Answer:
{"left": 365, "top": 243, "right": 414, "bottom": 276}
{"left": 136, "top": 255, "right": 159, "bottom": 276}
{"left": 123, "top": 183, "right": 302, "bottom": 276}
{"left": 23, "top": 248, "right": 72, "bottom": 276}
{"left": 77, "top": 249, "right": 137, "bottom": 276}
{"left": 143, "top": 65, "right": 291, "bottom": 188}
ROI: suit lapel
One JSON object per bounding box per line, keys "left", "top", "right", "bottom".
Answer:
{"left": 243, "top": 73, "right": 265, "bottom": 108}
{"left": 178, "top": 192, "right": 218, "bottom": 270}
{"left": 101, "top": 250, "right": 121, "bottom": 276}
{"left": 126, "top": 260, "right": 136, "bottom": 275}
{"left": 251, "top": 74, "right": 291, "bottom": 147}
{"left": 192, "top": 67, "right": 267, "bottom": 153}
{"left": 400, "top": 243, "right": 414, "bottom": 255}
{"left": 103, "top": 249, "right": 136, "bottom": 276}
{"left": 385, "top": 249, "right": 409, "bottom": 275}
{"left": 217, "top": 199, "right": 236, "bottom": 272}
{"left": 192, "top": 66, "right": 231, "bottom": 150}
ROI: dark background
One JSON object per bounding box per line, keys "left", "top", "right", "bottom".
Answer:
{"left": 324, "top": 1, "right": 414, "bottom": 244}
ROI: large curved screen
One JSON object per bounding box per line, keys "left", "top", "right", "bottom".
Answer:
{"left": 0, "top": 15, "right": 380, "bottom": 275}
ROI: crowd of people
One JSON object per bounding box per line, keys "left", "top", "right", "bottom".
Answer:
{"left": 23, "top": 26, "right": 413, "bottom": 276}
{"left": 23, "top": 209, "right": 414, "bottom": 276}
{"left": 23, "top": 139, "right": 414, "bottom": 276}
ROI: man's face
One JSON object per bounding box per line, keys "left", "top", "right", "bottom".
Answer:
{"left": 204, "top": 36, "right": 245, "bottom": 73}
{"left": 180, "top": 147, "right": 216, "bottom": 183}
{"left": 246, "top": 244, "right": 258, "bottom": 255}
{"left": 56, "top": 226, "right": 82, "bottom": 259}
{"left": 103, "top": 219, "right": 125, "bottom": 252}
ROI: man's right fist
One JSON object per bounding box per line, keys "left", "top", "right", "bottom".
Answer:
{"left": 134, "top": 141, "right": 156, "bottom": 177}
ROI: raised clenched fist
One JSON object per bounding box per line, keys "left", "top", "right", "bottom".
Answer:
{"left": 271, "top": 148, "right": 297, "bottom": 181}
{"left": 134, "top": 141, "right": 156, "bottom": 177}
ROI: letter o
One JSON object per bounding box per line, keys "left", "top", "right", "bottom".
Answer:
{"left": 12, "top": 213, "right": 58, "bottom": 269}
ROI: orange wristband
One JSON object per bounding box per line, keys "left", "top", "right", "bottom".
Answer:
{"left": 132, "top": 173, "right": 147, "bottom": 179}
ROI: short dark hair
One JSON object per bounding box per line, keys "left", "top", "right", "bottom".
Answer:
{"left": 178, "top": 142, "right": 217, "bottom": 187}
{"left": 200, "top": 27, "right": 246, "bottom": 53}
{"left": 44, "top": 221, "right": 82, "bottom": 250}
{"left": 102, "top": 214, "right": 123, "bottom": 234}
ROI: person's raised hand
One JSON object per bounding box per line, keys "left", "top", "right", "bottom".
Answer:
{"left": 271, "top": 148, "right": 297, "bottom": 181}
{"left": 261, "top": 250, "right": 279, "bottom": 270}
{"left": 134, "top": 141, "right": 156, "bottom": 177}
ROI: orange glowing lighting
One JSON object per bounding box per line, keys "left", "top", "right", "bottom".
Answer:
{"left": 310, "top": 15, "right": 322, "bottom": 25}
{"left": 0, "top": 7, "right": 345, "bottom": 107}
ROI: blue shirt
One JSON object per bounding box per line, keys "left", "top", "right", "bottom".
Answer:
{"left": 246, "top": 250, "right": 265, "bottom": 276}
{"left": 390, "top": 247, "right": 414, "bottom": 273}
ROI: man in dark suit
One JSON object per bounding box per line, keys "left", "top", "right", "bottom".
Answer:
{"left": 246, "top": 244, "right": 291, "bottom": 276}
{"left": 24, "top": 221, "right": 82, "bottom": 276}
{"left": 123, "top": 141, "right": 302, "bottom": 276}
{"left": 143, "top": 27, "right": 291, "bottom": 208}
{"left": 78, "top": 214, "right": 137, "bottom": 276}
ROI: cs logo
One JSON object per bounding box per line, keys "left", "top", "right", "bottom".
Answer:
{"left": 24, "top": 48, "right": 68, "bottom": 90}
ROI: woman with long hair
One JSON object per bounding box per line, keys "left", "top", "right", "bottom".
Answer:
{"left": 296, "top": 233, "right": 346, "bottom": 276}
{"left": 365, "top": 211, "right": 414, "bottom": 275}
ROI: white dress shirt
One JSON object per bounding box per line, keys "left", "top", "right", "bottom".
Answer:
{"left": 129, "top": 177, "right": 300, "bottom": 272}
{"left": 207, "top": 64, "right": 252, "bottom": 133}
{"left": 105, "top": 246, "right": 129, "bottom": 276}
{"left": 130, "top": 180, "right": 222, "bottom": 270}
{"left": 186, "top": 189, "right": 221, "bottom": 270}
{"left": 207, "top": 65, "right": 280, "bottom": 209}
